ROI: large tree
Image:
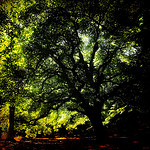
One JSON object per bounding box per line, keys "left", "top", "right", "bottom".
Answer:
{"left": 23, "top": 0, "right": 144, "bottom": 143}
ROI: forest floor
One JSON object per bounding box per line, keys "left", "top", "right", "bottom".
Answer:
{"left": 0, "top": 113, "right": 150, "bottom": 150}
{"left": 0, "top": 134, "right": 150, "bottom": 150}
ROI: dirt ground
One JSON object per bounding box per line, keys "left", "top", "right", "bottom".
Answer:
{"left": 0, "top": 135, "right": 150, "bottom": 150}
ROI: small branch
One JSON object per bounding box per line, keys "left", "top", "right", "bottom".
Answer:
{"left": 101, "top": 72, "right": 123, "bottom": 85}
{"left": 67, "top": 108, "right": 86, "bottom": 116}
{"left": 40, "top": 74, "right": 57, "bottom": 91}
{"left": 89, "top": 41, "right": 99, "bottom": 69}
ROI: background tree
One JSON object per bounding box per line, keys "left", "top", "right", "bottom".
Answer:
{"left": 0, "top": 0, "right": 27, "bottom": 140}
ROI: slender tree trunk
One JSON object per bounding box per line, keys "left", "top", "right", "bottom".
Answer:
{"left": 8, "top": 106, "right": 15, "bottom": 141}
{"left": 87, "top": 110, "right": 108, "bottom": 144}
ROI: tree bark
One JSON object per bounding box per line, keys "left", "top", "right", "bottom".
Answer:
{"left": 87, "top": 110, "right": 108, "bottom": 144}
{"left": 8, "top": 106, "right": 15, "bottom": 141}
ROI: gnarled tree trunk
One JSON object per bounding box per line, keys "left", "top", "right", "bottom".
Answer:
{"left": 87, "top": 109, "right": 108, "bottom": 144}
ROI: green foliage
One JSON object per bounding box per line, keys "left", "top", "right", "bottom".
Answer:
{"left": 103, "top": 105, "right": 132, "bottom": 125}
{"left": 0, "top": 0, "right": 148, "bottom": 140}
{"left": 0, "top": 97, "right": 89, "bottom": 138}
{"left": 0, "top": 0, "right": 27, "bottom": 105}
{"left": 0, "top": 103, "right": 9, "bottom": 131}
